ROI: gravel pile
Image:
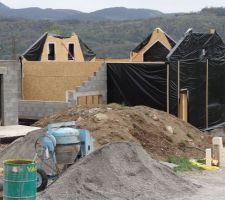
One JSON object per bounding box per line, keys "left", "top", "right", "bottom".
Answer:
{"left": 38, "top": 142, "right": 196, "bottom": 200}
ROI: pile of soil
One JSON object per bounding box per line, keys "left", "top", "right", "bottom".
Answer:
{"left": 33, "top": 104, "right": 211, "bottom": 160}
{"left": 38, "top": 142, "right": 196, "bottom": 200}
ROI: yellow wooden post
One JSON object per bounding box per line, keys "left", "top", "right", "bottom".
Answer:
{"left": 179, "top": 89, "right": 189, "bottom": 122}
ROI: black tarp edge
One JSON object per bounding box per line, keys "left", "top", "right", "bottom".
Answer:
{"left": 78, "top": 37, "right": 96, "bottom": 61}
{"left": 133, "top": 29, "right": 176, "bottom": 53}
{"left": 21, "top": 32, "right": 48, "bottom": 61}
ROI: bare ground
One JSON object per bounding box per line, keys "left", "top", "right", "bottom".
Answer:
{"left": 175, "top": 169, "right": 225, "bottom": 200}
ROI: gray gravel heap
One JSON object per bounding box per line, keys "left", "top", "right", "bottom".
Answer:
{"left": 38, "top": 142, "right": 196, "bottom": 200}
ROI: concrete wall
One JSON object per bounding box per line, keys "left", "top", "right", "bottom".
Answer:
{"left": 67, "top": 64, "right": 107, "bottom": 104}
{"left": 22, "top": 61, "right": 103, "bottom": 101}
{"left": 19, "top": 100, "right": 70, "bottom": 120}
{"left": 0, "top": 61, "right": 19, "bottom": 125}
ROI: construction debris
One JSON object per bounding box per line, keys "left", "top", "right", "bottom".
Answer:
{"left": 37, "top": 142, "right": 196, "bottom": 200}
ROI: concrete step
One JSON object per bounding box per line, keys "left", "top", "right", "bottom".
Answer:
{"left": 74, "top": 86, "right": 81, "bottom": 92}
{"left": 82, "top": 81, "right": 88, "bottom": 86}
{"left": 88, "top": 76, "right": 94, "bottom": 81}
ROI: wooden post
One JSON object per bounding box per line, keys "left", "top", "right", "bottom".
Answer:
{"left": 177, "top": 60, "right": 180, "bottom": 116}
{"left": 206, "top": 148, "right": 212, "bottom": 166}
{"left": 179, "top": 89, "right": 188, "bottom": 122}
{"left": 167, "top": 64, "right": 170, "bottom": 113}
{"left": 206, "top": 59, "right": 209, "bottom": 128}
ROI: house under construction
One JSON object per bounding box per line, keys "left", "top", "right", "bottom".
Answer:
{"left": 130, "top": 27, "right": 176, "bottom": 62}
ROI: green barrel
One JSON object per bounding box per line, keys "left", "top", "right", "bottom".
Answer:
{"left": 3, "top": 159, "right": 37, "bottom": 200}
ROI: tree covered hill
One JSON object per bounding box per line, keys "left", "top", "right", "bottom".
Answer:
{"left": 1, "top": 8, "right": 225, "bottom": 59}
{"left": 0, "top": 2, "right": 163, "bottom": 21}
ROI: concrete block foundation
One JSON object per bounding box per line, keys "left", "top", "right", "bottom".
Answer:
{"left": 0, "top": 61, "right": 19, "bottom": 125}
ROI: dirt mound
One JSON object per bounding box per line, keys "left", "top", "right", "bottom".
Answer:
{"left": 38, "top": 142, "right": 196, "bottom": 200}
{"left": 34, "top": 104, "right": 211, "bottom": 160}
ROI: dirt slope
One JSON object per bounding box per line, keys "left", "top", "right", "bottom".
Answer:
{"left": 33, "top": 104, "right": 211, "bottom": 160}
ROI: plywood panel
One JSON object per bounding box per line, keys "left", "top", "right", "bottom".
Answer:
{"left": 87, "top": 96, "right": 93, "bottom": 105}
{"left": 93, "top": 95, "right": 99, "bottom": 105}
{"left": 22, "top": 61, "right": 103, "bottom": 101}
{"left": 41, "top": 34, "right": 85, "bottom": 62}
{"left": 98, "top": 95, "right": 103, "bottom": 104}
{"left": 77, "top": 96, "right": 87, "bottom": 106}
{"left": 77, "top": 95, "right": 102, "bottom": 106}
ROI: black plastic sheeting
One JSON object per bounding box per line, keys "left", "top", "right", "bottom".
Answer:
{"left": 169, "top": 61, "right": 207, "bottom": 128}
{"left": 78, "top": 37, "right": 96, "bottom": 61}
{"left": 132, "top": 33, "right": 153, "bottom": 53}
{"left": 107, "top": 31, "right": 225, "bottom": 129}
{"left": 22, "top": 33, "right": 48, "bottom": 61}
{"left": 208, "top": 57, "right": 225, "bottom": 127}
{"left": 168, "top": 30, "right": 225, "bottom": 129}
{"left": 107, "top": 63, "right": 167, "bottom": 111}
{"left": 144, "top": 41, "right": 170, "bottom": 62}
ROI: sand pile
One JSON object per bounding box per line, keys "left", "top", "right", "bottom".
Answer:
{"left": 33, "top": 104, "right": 211, "bottom": 160}
{"left": 38, "top": 142, "right": 196, "bottom": 200}
{"left": 0, "top": 129, "right": 45, "bottom": 167}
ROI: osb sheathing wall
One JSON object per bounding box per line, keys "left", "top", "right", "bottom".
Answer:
{"left": 96, "top": 58, "right": 130, "bottom": 62}
{"left": 41, "top": 34, "right": 95, "bottom": 62}
{"left": 22, "top": 61, "right": 103, "bottom": 101}
{"left": 131, "top": 28, "right": 173, "bottom": 62}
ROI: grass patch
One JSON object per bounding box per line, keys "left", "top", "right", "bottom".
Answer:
{"left": 168, "top": 155, "right": 201, "bottom": 172}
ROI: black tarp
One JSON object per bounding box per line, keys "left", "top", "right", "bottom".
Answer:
{"left": 208, "top": 53, "right": 225, "bottom": 126}
{"left": 107, "top": 63, "right": 167, "bottom": 111}
{"left": 132, "top": 33, "right": 153, "bottom": 53}
{"left": 107, "top": 30, "right": 225, "bottom": 129}
{"left": 168, "top": 29, "right": 225, "bottom": 128}
{"left": 22, "top": 32, "right": 48, "bottom": 61}
{"left": 78, "top": 37, "right": 96, "bottom": 61}
{"left": 169, "top": 61, "right": 207, "bottom": 128}
{"left": 144, "top": 41, "right": 170, "bottom": 62}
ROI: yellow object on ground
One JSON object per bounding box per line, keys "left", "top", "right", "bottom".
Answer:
{"left": 190, "top": 159, "right": 219, "bottom": 170}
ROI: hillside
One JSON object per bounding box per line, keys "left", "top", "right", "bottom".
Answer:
{"left": 0, "top": 2, "right": 163, "bottom": 21}
{"left": 1, "top": 8, "right": 225, "bottom": 59}
{"left": 90, "top": 7, "right": 164, "bottom": 20}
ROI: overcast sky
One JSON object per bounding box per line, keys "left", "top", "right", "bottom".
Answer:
{"left": 1, "top": 0, "right": 225, "bottom": 13}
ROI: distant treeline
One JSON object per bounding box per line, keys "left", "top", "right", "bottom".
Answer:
{"left": 1, "top": 8, "right": 225, "bottom": 59}
{"left": 201, "top": 7, "right": 225, "bottom": 16}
